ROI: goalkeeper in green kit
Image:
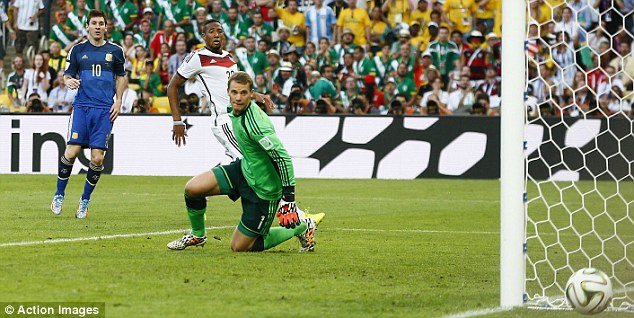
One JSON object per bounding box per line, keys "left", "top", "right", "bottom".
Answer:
{"left": 167, "top": 71, "right": 318, "bottom": 252}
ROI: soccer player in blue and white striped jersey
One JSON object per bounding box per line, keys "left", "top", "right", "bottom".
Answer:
{"left": 50, "top": 10, "right": 126, "bottom": 219}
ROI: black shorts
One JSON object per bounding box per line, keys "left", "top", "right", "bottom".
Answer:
{"left": 212, "top": 160, "right": 279, "bottom": 238}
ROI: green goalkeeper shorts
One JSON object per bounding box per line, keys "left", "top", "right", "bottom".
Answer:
{"left": 212, "top": 160, "right": 280, "bottom": 238}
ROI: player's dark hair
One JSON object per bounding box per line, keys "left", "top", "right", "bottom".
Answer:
{"left": 203, "top": 19, "right": 223, "bottom": 32}
{"left": 87, "top": 10, "right": 107, "bottom": 25}
{"left": 228, "top": 71, "right": 254, "bottom": 91}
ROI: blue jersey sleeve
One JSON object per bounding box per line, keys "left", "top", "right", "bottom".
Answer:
{"left": 113, "top": 46, "right": 126, "bottom": 77}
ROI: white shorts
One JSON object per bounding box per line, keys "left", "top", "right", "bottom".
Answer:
{"left": 211, "top": 115, "right": 242, "bottom": 161}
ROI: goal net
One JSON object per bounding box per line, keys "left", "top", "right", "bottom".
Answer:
{"left": 523, "top": 0, "right": 633, "bottom": 311}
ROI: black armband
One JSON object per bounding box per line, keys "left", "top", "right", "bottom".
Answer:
{"left": 282, "top": 186, "right": 295, "bottom": 202}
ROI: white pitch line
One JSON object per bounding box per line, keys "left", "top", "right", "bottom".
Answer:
{"left": 0, "top": 227, "right": 498, "bottom": 247}
{"left": 323, "top": 228, "right": 499, "bottom": 235}
{"left": 2, "top": 226, "right": 631, "bottom": 247}
{"left": 0, "top": 226, "right": 234, "bottom": 247}
{"left": 440, "top": 307, "right": 513, "bottom": 318}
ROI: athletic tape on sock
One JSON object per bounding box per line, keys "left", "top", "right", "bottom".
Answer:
{"left": 184, "top": 193, "right": 207, "bottom": 210}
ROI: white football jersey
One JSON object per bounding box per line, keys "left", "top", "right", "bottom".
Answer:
{"left": 177, "top": 48, "right": 238, "bottom": 124}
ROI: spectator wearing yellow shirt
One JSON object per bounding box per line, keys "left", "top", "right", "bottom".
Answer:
{"left": 410, "top": 0, "right": 432, "bottom": 26}
{"left": 528, "top": 0, "right": 551, "bottom": 25}
{"left": 369, "top": 7, "right": 388, "bottom": 55}
{"left": 424, "top": 21, "right": 440, "bottom": 44}
{"left": 128, "top": 44, "right": 150, "bottom": 84}
{"left": 381, "top": 0, "right": 414, "bottom": 25}
{"left": 409, "top": 22, "right": 429, "bottom": 53}
{"left": 273, "top": 0, "right": 307, "bottom": 53}
{"left": 336, "top": 0, "right": 371, "bottom": 48}
{"left": 474, "top": 0, "right": 498, "bottom": 34}
{"left": 442, "top": 0, "right": 477, "bottom": 34}
{"left": 429, "top": 9, "right": 449, "bottom": 29}
{"left": 432, "top": 1, "right": 444, "bottom": 13}
{"left": 48, "top": 42, "right": 67, "bottom": 74}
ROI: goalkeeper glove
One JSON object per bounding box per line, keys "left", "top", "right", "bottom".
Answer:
{"left": 277, "top": 189, "right": 300, "bottom": 229}
{"left": 277, "top": 199, "right": 300, "bottom": 229}
{"left": 277, "top": 186, "right": 301, "bottom": 229}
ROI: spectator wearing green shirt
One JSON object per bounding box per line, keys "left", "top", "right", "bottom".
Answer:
{"left": 209, "top": 0, "right": 230, "bottom": 26}
{"left": 140, "top": 7, "right": 160, "bottom": 33}
{"left": 108, "top": 0, "right": 138, "bottom": 33}
{"left": 284, "top": 45, "right": 308, "bottom": 87}
{"left": 387, "top": 44, "right": 416, "bottom": 77}
{"left": 308, "top": 70, "right": 337, "bottom": 100}
{"left": 84, "top": 0, "right": 108, "bottom": 11}
{"left": 50, "top": 10, "right": 77, "bottom": 48}
{"left": 237, "top": 0, "right": 254, "bottom": 27}
{"left": 237, "top": 36, "right": 270, "bottom": 80}
{"left": 321, "top": 64, "right": 338, "bottom": 91}
{"left": 427, "top": 26, "right": 460, "bottom": 85}
{"left": 169, "top": 0, "right": 193, "bottom": 35}
{"left": 333, "top": 28, "right": 357, "bottom": 65}
{"left": 339, "top": 76, "right": 360, "bottom": 112}
{"left": 134, "top": 18, "right": 156, "bottom": 51}
{"left": 394, "top": 63, "right": 417, "bottom": 107}
{"left": 151, "top": 0, "right": 166, "bottom": 29}
{"left": 316, "top": 37, "right": 339, "bottom": 69}
{"left": 255, "top": 73, "right": 271, "bottom": 95}
{"left": 266, "top": 49, "right": 282, "bottom": 85}
{"left": 224, "top": 6, "right": 249, "bottom": 49}
{"left": 67, "top": 0, "right": 88, "bottom": 37}
{"left": 248, "top": 11, "right": 273, "bottom": 44}
{"left": 6, "top": 56, "right": 26, "bottom": 108}
{"left": 189, "top": 7, "right": 207, "bottom": 48}
{"left": 351, "top": 46, "right": 376, "bottom": 87}
{"left": 383, "top": 77, "right": 398, "bottom": 112}
{"left": 301, "top": 41, "right": 317, "bottom": 66}
{"left": 140, "top": 60, "right": 164, "bottom": 98}
{"left": 373, "top": 44, "right": 392, "bottom": 86}
{"left": 106, "top": 18, "right": 123, "bottom": 44}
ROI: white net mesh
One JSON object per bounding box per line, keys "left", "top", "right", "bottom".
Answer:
{"left": 524, "top": 0, "right": 634, "bottom": 312}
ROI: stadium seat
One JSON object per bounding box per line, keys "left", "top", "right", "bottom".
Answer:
{"left": 152, "top": 96, "right": 170, "bottom": 113}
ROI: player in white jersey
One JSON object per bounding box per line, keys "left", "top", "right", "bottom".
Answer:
{"left": 166, "top": 19, "right": 324, "bottom": 226}
{"left": 167, "top": 19, "right": 256, "bottom": 159}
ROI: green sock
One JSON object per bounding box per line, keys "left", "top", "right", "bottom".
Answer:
{"left": 263, "top": 221, "right": 307, "bottom": 250}
{"left": 185, "top": 194, "right": 207, "bottom": 237}
{"left": 187, "top": 207, "right": 206, "bottom": 237}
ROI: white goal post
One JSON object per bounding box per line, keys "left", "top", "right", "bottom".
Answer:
{"left": 502, "top": 0, "right": 634, "bottom": 312}
{"left": 500, "top": 0, "right": 527, "bottom": 309}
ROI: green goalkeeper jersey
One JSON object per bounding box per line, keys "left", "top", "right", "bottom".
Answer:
{"left": 229, "top": 101, "right": 295, "bottom": 201}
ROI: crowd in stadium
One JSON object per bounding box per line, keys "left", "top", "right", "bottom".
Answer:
{"left": 0, "top": 0, "right": 632, "bottom": 116}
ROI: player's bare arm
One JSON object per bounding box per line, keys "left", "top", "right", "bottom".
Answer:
{"left": 167, "top": 73, "right": 188, "bottom": 146}
{"left": 110, "top": 75, "right": 126, "bottom": 122}
{"left": 64, "top": 75, "right": 81, "bottom": 89}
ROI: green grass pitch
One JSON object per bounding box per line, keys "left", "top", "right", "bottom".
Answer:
{"left": 0, "top": 175, "right": 631, "bottom": 317}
